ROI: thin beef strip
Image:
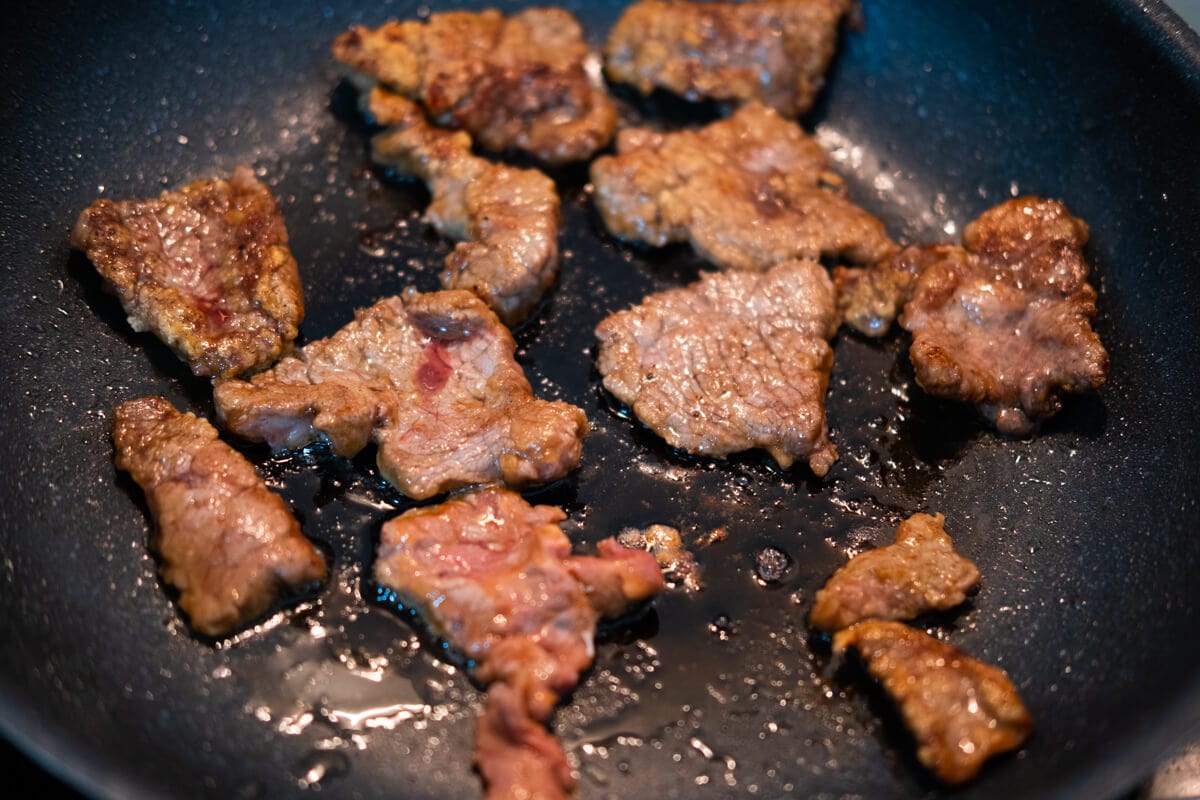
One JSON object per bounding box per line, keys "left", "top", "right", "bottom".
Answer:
{"left": 595, "top": 259, "right": 839, "bottom": 476}
{"left": 70, "top": 165, "right": 303, "bottom": 378}
{"left": 810, "top": 512, "right": 980, "bottom": 632}
{"left": 367, "top": 88, "right": 561, "bottom": 326}
{"left": 589, "top": 102, "right": 895, "bottom": 272}
{"left": 332, "top": 7, "right": 616, "bottom": 164}
{"left": 895, "top": 198, "right": 1108, "bottom": 434}
{"left": 605, "top": 0, "right": 852, "bottom": 117}
{"left": 374, "top": 487, "right": 664, "bottom": 799}
{"left": 213, "top": 290, "right": 588, "bottom": 500}
{"left": 112, "top": 396, "right": 326, "bottom": 637}
{"left": 835, "top": 620, "right": 1034, "bottom": 785}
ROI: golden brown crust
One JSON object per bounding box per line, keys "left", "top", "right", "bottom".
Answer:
{"left": 835, "top": 621, "right": 1034, "bottom": 785}
{"left": 810, "top": 513, "right": 980, "bottom": 632}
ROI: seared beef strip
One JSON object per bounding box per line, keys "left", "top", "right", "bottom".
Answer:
{"left": 834, "top": 621, "right": 1034, "bottom": 785}
{"left": 605, "top": 0, "right": 852, "bottom": 117}
{"left": 70, "top": 166, "right": 303, "bottom": 378}
{"left": 589, "top": 102, "right": 895, "bottom": 272}
{"left": 112, "top": 396, "right": 326, "bottom": 637}
{"left": 367, "top": 89, "right": 561, "bottom": 326}
{"left": 374, "top": 487, "right": 664, "bottom": 800}
{"left": 810, "top": 513, "right": 980, "bottom": 632}
{"left": 332, "top": 8, "right": 616, "bottom": 164}
{"left": 898, "top": 198, "right": 1109, "bottom": 434}
{"left": 595, "top": 259, "right": 839, "bottom": 475}
{"left": 214, "top": 291, "right": 587, "bottom": 500}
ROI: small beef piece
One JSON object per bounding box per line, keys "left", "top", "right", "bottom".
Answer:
{"left": 834, "top": 621, "right": 1034, "bottom": 785}
{"left": 833, "top": 244, "right": 948, "bottom": 337}
{"left": 214, "top": 290, "right": 588, "bottom": 500}
{"left": 70, "top": 166, "right": 303, "bottom": 378}
{"left": 809, "top": 513, "right": 980, "bottom": 632}
{"left": 374, "top": 487, "right": 664, "bottom": 799}
{"left": 332, "top": 8, "right": 616, "bottom": 164}
{"left": 590, "top": 102, "right": 895, "bottom": 272}
{"left": 899, "top": 198, "right": 1109, "bottom": 434}
{"left": 618, "top": 524, "right": 701, "bottom": 591}
{"left": 595, "top": 260, "right": 839, "bottom": 475}
{"left": 112, "top": 396, "right": 326, "bottom": 637}
{"left": 605, "top": 0, "right": 852, "bottom": 117}
{"left": 367, "top": 89, "right": 561, "bottom": 326}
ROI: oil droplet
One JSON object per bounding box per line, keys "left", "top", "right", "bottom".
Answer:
{"left": 295, "top": 750, "right": 349, "bottom": 789}
{"left": 753, "top": 547, "right": 793, "bottom": 585}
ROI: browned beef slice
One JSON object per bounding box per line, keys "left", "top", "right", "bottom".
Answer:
{"left": 112, "top": 396, "right": 326, "bottom": 637}
{"left": 605, "top": 0, "right": 852, "bottom": 117}
{"left": 367, "top": 89, "right": 561, "bottom": 326}
{"left": 900, "top": 197, "right": 1109, "bottom": 434}
{"left": 595, "top": 260, "right": 840, "bottom": 476}
{"left": 589, "top": 102, "right": 895, "bottom": 272}
{"left": 213, "top": 290, "right": 588, "bottom": 500}
{"left": 834, "top": 621, "right": 1034, "bottom": 785}
{"left": 332, "top": 8, "right": 615, "bottom": 164}
{"left": 70, "top": 165, "right": 303, "bottom": 378}
{"left": 810, "top": 512, "right": 980, "bottom": 632}
{"left": 374, "top": 487, "right": 664, "bottom": 800}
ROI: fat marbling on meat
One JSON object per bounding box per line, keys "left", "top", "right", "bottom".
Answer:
{"left": 112, "top": 396, "right": 326, "bottom": 637}
{"left": 367, "top": 88, "right": 561, "bottom": 326}
{"left": 374, "top": 487, "right": 664, "bottom": 800}
{"left": 332, "top": 7, "right": 615, "bottom": 164}
{"left": 605, "top": 0, "right": 852, "bottom": 116}
{"left": 70, "top": 165, "right": 303, "bottom": 378}
{"left": 596, "top": 259, "right": 840, "bottom": 476}
{"left": 589, "top": 102, "right": 895, "bottom": 272}
{"left": 213, "top": 290, "right": 588, "bottom": 500}
{"left": 835, "top": 620, "right": 1034, "bottom": 785}
{"left": 810, "top": 512, "right": 980, "bottom": 632}
{"left": 835, "top": 198, "right": 1108, "bottom": 434}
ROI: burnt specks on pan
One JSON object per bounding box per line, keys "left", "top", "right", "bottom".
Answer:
{"left": 366, "top": 89, "right": 562, "bottom": 326}
{"left": 112, "top": 396, "right": 326, "bottom": 638}
{"left": 373, "top": 487, "right": 664, "bottom": 799}
{"left": 332, "top": 7, "right": 616, "bottom": 164}
{"left": 213, "top": 290, "right": 588, "bottom": 500}
{"left": 70, "top": 165, "right": 304, "bottom": 379}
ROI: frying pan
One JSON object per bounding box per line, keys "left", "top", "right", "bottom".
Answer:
{"left": 2, "top": 1, "right": 1199, "bottom": 798}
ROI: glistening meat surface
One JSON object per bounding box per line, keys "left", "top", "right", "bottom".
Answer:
{"left": 112, "top": 396, "right": 326, "bottom": 637}
{"left": 589, "top": 102, "right": 895, "bottom": 272}
{"left": 367, "top": 89, "right": 561, "bottom": 326}
{"left": 605, "top": 0, "right": 852, "bottom": 116}
{"left": 810, "top": 512, "right": 980, "bottom": 632}
{"left": 70, "top": 165, "right": 303, "bottom": 378}
{"left": 595, "top": 260, "right": 840, "bottom": 475}
{"left": 213, "top": 290, "right": 588, "bottom": 500}
{"left": 332, "top": 7, "right": 615, "bottom": 164}
{"left": 834, "top": 621, "right": 1034, "bottom": 785}
{"left": 374, "top": 487, "right": 664, "bottom": 800}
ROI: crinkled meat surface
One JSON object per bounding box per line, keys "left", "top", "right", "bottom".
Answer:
{"left": 70, "top": 165, "right": 303, "bottom": 378}
{"left": 213, "top": 290, "right": 588, "bottom": 500}
{"left": 332, "top": 8, "right": 615, "bottom": 164}
{"left": 810, "top": 512, "right": 980, "bottom": 632}
{"left": 596, "top": 260, "right": 839, "bottom": 475}
{"left": 605, "top": 0, "right": 852, "bottom": 116}
{"left": 374, "top": 487, "right": 664, "bottom": 800}
{"left": 832, "top": 243, "right": 947, "bottom": 337}
{"left": 899, "top": 197, "right": 1109, "bottom": 434}
{"left": 834, "top": 621, "right": 1034, "bottom": 785}
{"left": 367, "top": 89, "right": 561, "bottom": 326}
{"left": 112, "top": 396, "right": 326, "bottom": 637}
{"left": 590, "top": 102, "right": 895, "bottom": 272}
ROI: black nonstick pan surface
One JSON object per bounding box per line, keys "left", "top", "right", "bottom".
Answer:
{"left": 2, "top": 1, "right": 1199, "bottom": 798}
